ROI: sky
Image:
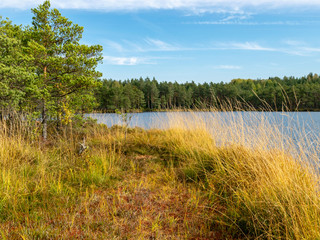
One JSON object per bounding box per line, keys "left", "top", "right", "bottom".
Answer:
{"left": 2, "top": 1, "right": 320, "bottom": 83}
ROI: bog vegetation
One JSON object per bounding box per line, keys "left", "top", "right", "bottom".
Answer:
{"left": 1, "top": 1, "right": 320, "bottom": 239}
{"left": 0, "top": 109, "right": 320, "bottom": 239}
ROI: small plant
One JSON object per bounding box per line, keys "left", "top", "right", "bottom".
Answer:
{"left": 115, "top": 109, "right": 133, "bottom": 139}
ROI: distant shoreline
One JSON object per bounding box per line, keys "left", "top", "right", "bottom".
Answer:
{"left": 90, "top": 108, "right": 320, "bottom": 114}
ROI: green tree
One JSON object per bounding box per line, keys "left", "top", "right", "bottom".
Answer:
{"left": 167, "top": 82, "right": 174, "bottom": 108}
{"left": 131, "top": 86, "right": 145, "bottom": 109}
{"left": 150, "top": 80, "right": 160, "bottom": 109}
{"left": 27, "top": 1, "right": 103, "bottom": 139}
{"left": 0, "top": 18, "right": 35, "bottom": 113}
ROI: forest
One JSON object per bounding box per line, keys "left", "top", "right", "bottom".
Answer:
{"left": 96, "top": 73, "right": 320, "bottom": 112}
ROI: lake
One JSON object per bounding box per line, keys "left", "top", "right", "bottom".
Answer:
{"left": 87, "top": 111, "right": 320, "bottom": 133}
{"left": 87, "top": 111, "right": 320, "bottom": 162}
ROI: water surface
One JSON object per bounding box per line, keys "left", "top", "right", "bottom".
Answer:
{"left": 87, "top": 111, "right": 320, "bottom": 133}
{"left": 87, "top": 111, "right": 320, "bottom": 161}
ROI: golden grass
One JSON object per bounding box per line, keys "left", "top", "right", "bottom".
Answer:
{"left": 161, "top": 110, "right": 320, "bottom": 239}
{"left": 0, "top": 108, "right": 319, "bottom": 239}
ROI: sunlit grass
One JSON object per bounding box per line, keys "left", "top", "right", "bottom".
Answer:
{"left": 0, "top": 106, "right": 319, "bottom": 239}
{"left": 162, "top": 109, "right": 320, "bottom": 239}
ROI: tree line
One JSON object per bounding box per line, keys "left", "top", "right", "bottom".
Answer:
{"left": 96, "top": 74, "right": 320, "bottom": 111}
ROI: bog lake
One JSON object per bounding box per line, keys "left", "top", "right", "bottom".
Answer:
{"left": 87, "top": 111, "right": 320, "bottom": 133}
{"left": 87, "top": 111, "right": 320, "bottom": 162}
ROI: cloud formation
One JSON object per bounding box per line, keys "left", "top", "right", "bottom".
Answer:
{"left": 105, "top": 38, "right": 187, "bottom": 53}
{"left": 105, "top": 38, "right": 282, "bottom": 54}
{"left": 104, "top": 37, "right": 320, "bottom": 59}
{"left": 213, "top": 65, "right": 242, "bottom": 70}
{"left": 216, "top": 42, "right": 276, "bottom": 51}
{"left": 145, "top": 38, "right": 179, "bottom": 51}
{"left": 2, "top": 0, "right": 320, "bottom": 11}
{"left": 193, "top": 21, "right": 303, "bottom": 25}
{"left": 103, "top": 56, "right": 154, "bottom": 65}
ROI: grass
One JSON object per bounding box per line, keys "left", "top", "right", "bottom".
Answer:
{"left": 0, "top": 108, "right": 319, "bottom": 239}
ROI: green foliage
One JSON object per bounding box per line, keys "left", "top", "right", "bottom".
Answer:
{"left": 0, "top": 18, "right": 35, "bottom": 111}
{"left": 28, "top": 1, "right": 102, "bottom": 123}
{"left": 0, "top": 1, "right": 103, "bottom": 138}
{"left": 96, "top": 74, "right": 320, "bottom": 111}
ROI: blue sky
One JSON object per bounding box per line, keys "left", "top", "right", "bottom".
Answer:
{"left": 2, "top": 1, "right": 320, "bottom": 83}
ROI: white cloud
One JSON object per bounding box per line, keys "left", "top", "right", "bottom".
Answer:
{"left": 231, "top": 42, "right": 276, "bottom": 51}
{"left": 283, "top": 40, "right": 306, "bottom": 46}
{"left": 107, "top": 38, "right": 185, "bottom": 53}
{"left": 219, "top": 41, "right": 320, "bottom": 56}
{"left": 220, "top": 13, "right": 251, "bottom": 22}
{"left": 146, "top": 38, "right": 172, "bottom": 50}
{"left": 104, "top": 39, "right": 278, "bottom": 53}
{"left": 217, "top": 42, "right": 276, "bottom": 51}
{"left": 302, "top": 47, "right": 320, "bottom": 52}
{"left": 103, "top": 39, "right": 320, "bottom": 60}
{"left": 144, "top": 38, "right": 181, "bottom": 51}
{"left": 2, "top": 0, "right": 320, "bottom": 11}
{"left": 104, "top": 40, "right": 125, "bottom": 52}
{"left": 103, "top": 56, "right": 155, "bottom": 65}
{"left": 280, "top": 41, "right": 320, "bottom": 56}
{"left": 193, "top": 21, "right": 303, "bottom": 25}
{"left": 213, "top": 65, "right": 242, "bottom": 69}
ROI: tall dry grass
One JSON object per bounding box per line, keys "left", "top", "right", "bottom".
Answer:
{"left": 0, "top": 117, "right": 125, "bottom": 239}
{"left": 0, "top": 106, "right": 319, "bottom": 239}
{"left": 158, "top": 107, "right": 320, "bottom": 239}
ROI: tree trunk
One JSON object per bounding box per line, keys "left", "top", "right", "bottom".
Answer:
{"left": 42, "top": 65, "right": 48, "bottom": 140}
{"left": 42, "top": 102, "right": 47, "bottom": 140}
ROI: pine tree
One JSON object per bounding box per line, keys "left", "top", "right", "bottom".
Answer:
{"left": 0, "top": 18, "right": 35, "bottom": 112}
{"left": 27, "top": 1, "right": 103, "bottom": 139}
